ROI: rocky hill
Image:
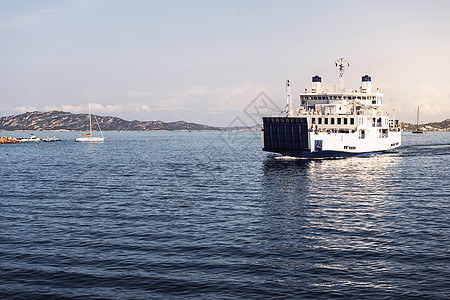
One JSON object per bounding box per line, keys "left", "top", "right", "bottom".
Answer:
{"left": 0, "top": 111, "right": 219, "bottom": 131}
{"left": 400, "top": 119, "right": 450, "bottom": 132}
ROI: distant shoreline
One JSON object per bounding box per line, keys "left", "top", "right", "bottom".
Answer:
{"left": 1, "top": 111, "right": 448, "bottom": 132}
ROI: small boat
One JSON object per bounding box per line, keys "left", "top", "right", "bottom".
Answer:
{"left": 412, "top": 106, "right": 424, "bottom": 134}
{"left": 15, "top": 134, "right": 41, "bottom": 142}
{"left": 42, "top": 137, "right": 62, "bottom": 142}
{"left": 75, "top": 103, "right": 105, "bottom": 142}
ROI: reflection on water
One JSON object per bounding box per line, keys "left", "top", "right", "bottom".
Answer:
{"left": 260, "top": 154, "right": 410, "bottom": 295}
{"left": 261, "top": 153, "right": 402, "bottom": 218}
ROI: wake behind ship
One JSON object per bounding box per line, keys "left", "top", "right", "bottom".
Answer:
{"left": 262, "top": 58, "right": 401, "bottom": 157}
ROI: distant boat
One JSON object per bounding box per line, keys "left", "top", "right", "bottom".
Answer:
{"left": 74, "top": 103, "right": 105, "bottom": 142}
{"left": 16, "top": 134, "right": 41, "bottom": 142}
{"left": 412, "top": 106, "right": 424, "bottom": 134}
{"left": 42, "top": 137, "right": 62, "bottom": 142}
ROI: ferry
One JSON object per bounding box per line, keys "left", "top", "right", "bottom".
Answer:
{"left": 262, "top": 58, "right": 401, "bottom": 157}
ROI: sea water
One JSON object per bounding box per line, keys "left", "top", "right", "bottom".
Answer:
{"left": 0, "top": 131, "right": 449, "bottom": 299}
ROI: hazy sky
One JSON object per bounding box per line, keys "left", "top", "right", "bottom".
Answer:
{"left": 1, "top": 0, "right": 449, "bottom": 126}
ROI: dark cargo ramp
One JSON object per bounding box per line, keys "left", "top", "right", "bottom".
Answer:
{"left": 262, "top": 117, "right": 309, "bottom": 155}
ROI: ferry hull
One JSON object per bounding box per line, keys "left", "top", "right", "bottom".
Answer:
{"left": 262, "top": 117, "right": 401, "bottom": 158}
{"left": 266, "top": 149, "right": 387, "bottom": 158}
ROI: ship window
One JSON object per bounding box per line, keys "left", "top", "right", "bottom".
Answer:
{"left": 318, "top": 118, "right": 322, "bottom": 124}
{"left": 372, "top": 100, "right": 376, "bottom": 104}
{"left": 337, "top": 118, "right": 341, "bottom": 125}
{"left": 312, "top": 118, "right": 315, "bottom": 124}
{"left": 359, "top": 129, "right": 366, "bottom": 139}
{"left": 324, "top": 118, "right": 328, "bottom": 125}
{"left": 331, "top": 118, "right": 335, "bottom": 125}
{"left": 344, "top": 118, "right": 348, "bottom": 125}
{"left": 350, "top": 118, "right": 354, "bottom": 125}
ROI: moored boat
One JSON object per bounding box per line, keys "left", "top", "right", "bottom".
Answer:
{"left": 412, "top": 106, "right": 424, "bottom": 134}
{"left": 42, "top": 137, "right": 62, "bottom": 142}
{"left": 15, "top": 134, "right": 41, "bottom": 142}
{"left": 74, "top": 102, "right": 105, "bottom": 143}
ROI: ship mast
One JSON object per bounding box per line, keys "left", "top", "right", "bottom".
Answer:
{"left": 335, "top": 58, "right": 349, "bottom": 92}
{"left": 285, "top": 79, "right": 293, "bottom": 117}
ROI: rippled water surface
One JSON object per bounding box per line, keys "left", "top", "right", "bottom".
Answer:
{"left": 1, "top": 131, "right": 449, "bottom": 299}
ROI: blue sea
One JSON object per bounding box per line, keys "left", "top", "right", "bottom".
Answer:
{"left": 0, "top": 131, "right": 449, "bottom": 299}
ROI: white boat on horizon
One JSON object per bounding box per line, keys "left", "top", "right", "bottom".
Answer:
{"left": 42, "top": 137, "right": 62, "bottom": 142}
{"left": 74, "top": 103, "right": 105, "bottom": 143}
{"left": 15, "top": 134, "right": 41, "bottom": 142}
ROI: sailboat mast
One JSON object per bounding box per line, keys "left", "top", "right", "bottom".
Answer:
{"left": 89, "top": 102, "right": 92, "bottom": 135}
{"left": 416, "top": 106, "right": 419, "bottom": 130}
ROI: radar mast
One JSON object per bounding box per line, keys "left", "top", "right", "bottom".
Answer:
{"left": 285, "top": 79, "right": 293, "bottom": 117}
{"left": 335, "top": 58, "right": 350, "bottom": 92}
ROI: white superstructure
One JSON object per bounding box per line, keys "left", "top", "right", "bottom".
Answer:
{"left": 262, "top": 58, "right": 401, "bottom": 157}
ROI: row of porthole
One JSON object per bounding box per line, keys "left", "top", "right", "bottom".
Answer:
{"left": 302, "top": 95, "right": 379, "bottom": 101}
{"left": 312, "top": 117, "right": 355, "bottom": 125}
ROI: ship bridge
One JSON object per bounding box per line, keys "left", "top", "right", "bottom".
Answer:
{"left": 300, "top": 75, "right": 383, "bottom": 114}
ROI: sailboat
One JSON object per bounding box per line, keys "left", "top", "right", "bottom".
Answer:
{"left": 74, "top": 103, "right": 105, "bottom": 142}
{"left": 412, "top": 106, "right": 424, "bottom": 134}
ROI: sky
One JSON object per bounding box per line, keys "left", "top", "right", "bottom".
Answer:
{"left": 0, "top": 0, "right": 449, "bottom": 126}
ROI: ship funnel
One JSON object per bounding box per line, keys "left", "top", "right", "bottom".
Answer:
{"left": 312, "top": 75, "right": 322, "bottom": 93}
{"left": 361, "top": 75, "right": 372, "bottom": 93}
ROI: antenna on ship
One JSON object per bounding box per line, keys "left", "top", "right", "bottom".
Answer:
{"left": 335, "top": 58, "right": 349, "bottom": 92}
{"left": 285, "top": 78, "right": 293, "bottom": 117}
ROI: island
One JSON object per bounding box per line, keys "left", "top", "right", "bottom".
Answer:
{"left": 0, "top": 111, "right": 219, "bottom": 131}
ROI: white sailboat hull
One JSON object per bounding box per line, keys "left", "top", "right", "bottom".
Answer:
{"left": 74, "top": 137, "right": 105, "bottom": 142}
